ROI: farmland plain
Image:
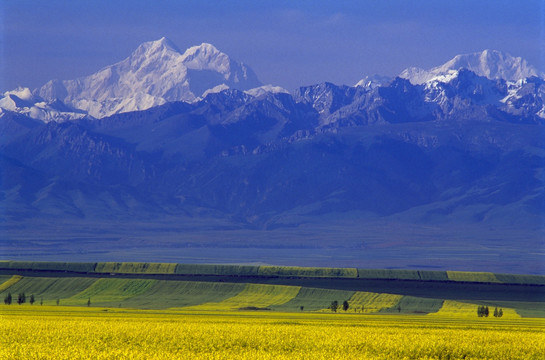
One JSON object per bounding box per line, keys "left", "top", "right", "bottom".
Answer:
{"left": 1, "top": 262, "right": 544, "bottom": 358}
{"left": 1, "top": 306, "right": 544, "bottom": 359}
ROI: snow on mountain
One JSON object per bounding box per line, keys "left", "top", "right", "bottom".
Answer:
{"left": 0, "top": 87, "right": 87, "bottom": 122}
{"left": 500, "top": 77, "right": 545, "bottom": 119}
{"left": 35, "top": 38, "right": 262, "bottom": 118}
{"left": 244, "top": 84, "right": 289, "bottom": 97}
{"left": 354, "top": 74, "right": 392, "bottom": 88}
{"left": 400, "top": 49, "right": 542, "bottom": 85}
{"left": 2, "top": 44, "right": 542, "bottom": 123}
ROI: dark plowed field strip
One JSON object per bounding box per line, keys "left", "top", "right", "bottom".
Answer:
{"left": 1, "top": 268, "right": 543, "bottom": 303}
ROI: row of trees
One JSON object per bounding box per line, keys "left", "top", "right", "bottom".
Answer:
{"left": 477, "top": 306, "right": 503, "bottom": 317}
{"left": 4, "top": 292, "right": 36, "bottom": 305}
{"left": 329, "top": 300, "right": 402, "bottom": 313}
{"left": 2, "top": 292, "right": 82, "bottom": 306}
{"left": 329, "top": 300, "right": 352, "bottom": 312}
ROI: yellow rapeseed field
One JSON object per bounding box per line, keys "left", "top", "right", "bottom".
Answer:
{"left": 430, "top": 300, "right": 520, "bottom": 319}
{"left": 1, "top": 305, "right": 544, "bottom": 359}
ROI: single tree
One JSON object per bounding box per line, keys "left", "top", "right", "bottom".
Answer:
{"left": 17, "top": 292, "right": 26, "bottom": 305}
{"left": 498, "top": 308, "right": 503, "bottom": 318}
{"left": 40, "top": 298, "right": 43, "bottom": 306}
{"left": 4, "top": 292, "right": 12, "bottom": 305}
{"left": 56, "top": 299, "right": 60, "bottom": 306}
{"left": 330, "top": 300, "right": 338, "bottom": 313}
{"left": 87, "top": 298, "right": 91, "bottom": 307}
{"left": 493, "top": 307, "right": 499, "bottom": 317}
{"left": 484, "top": 306, "right": 489, "bottom": 317}
{"left": 29, "top": 294, "right": 35, "bottom": 305}
{"left": 300, "top": 306, "right": 304, "bottom": 311}
{"left": 342, "top": 300, "right": 350, "bottom": 312}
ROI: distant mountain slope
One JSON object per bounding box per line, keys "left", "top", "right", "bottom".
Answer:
{"left": 1, "top": 72, "right": 543, "bottom": 227}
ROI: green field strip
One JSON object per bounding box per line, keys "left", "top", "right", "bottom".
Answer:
{"left": 0, "top": 275, "right": 22, "bottom": 292}
{"left": 381, "top": 296, "right": 444, "bottom": 314}
{"left": 185, "top": 283, "right": 300, "bottom": 310}
{"left": 4, "top": 261, "right": 545, "bottom": 285}
{"left": 64, "top": 278, "right": 156, "bottom": 306}
{"left": 447, "top": 271, "right": 499, "bottom": 283}
{"left": 513, "top": 305, "right": 545, "bottom": 318}
{"left": 357, "top": 269, "right": 421, "bottom": 280}
{"left": 271, "top": 287, "right": 355, "bottom": 312}
{"left": 347, "top": 291, "right": 403, "bottom": 313}
{"left": 417, "top": 270, "right": 449, "bottom": 281}
{"left": 0, "top": 261, "right": 97, "bottom": 272}
{"left": 122, "top": 281, "right": 246, "bottom": 309}
{"left": 94, "top": 262, "right": 176, "bottom": 274}
{"left": 258, "top": 266, "right": 358, "bottom": 278}
{"left": 429, "top": 300, "right": 521, "bottom": 319}
{"left": 0, "top": 277, "right": 97, "bottom": 304}
{"left": 494, "top": 273, "right": 545, "bottom": 285}
{"left": 357, "top": 269, "right": 449, "bottom": 281}
{"left": 174, "top": 264, "right": 260, "bottom": 276}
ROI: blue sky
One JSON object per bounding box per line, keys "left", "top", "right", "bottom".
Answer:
{"left": 1, "top": 0, "right": 544, "bottom": 91}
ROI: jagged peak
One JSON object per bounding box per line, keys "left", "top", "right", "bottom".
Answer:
{"left": 183, "top": 42, "right": 221, "bottom": 57}
{"left": 137, "top": 37, "right": 180, "bottom": 53}
{"left": 354, "top": 74, "right": 392, "bottom": 88}
{"left": 181, "top": 42, "right": 231, "bottom": 74}
{"left": 182, "top": 43, "right": 227, "bottom": 63}
{"left": 127, "top": 37, "right": 182, "bottom": 64}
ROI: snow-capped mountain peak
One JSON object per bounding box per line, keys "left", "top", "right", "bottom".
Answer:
{"left": 354, "top": 74, "right": 392, "bottom": 88}
{"left": 400, "top": 49, "right": 541, "bottom": 85}
{"left": 181, "top": 43, "right": 233, "bottom": 81}
{"left": 126, "top": 37, "right": 181, "bottom": 67}
{"left": 182, "top": 43, "right": 226, "bottom": 67}
{"left": 4, "top": 87, "right": 35, "bottom": 101}
{"left": 244, "top": 84, "right": 290, "bottom": 97}
{"left": 134, "top": 37, "right": 180, "bottom": 54}
{"left": 180, "top": 43, "right": 259, "bottom": 87}
{"left": 29, "top": 38, "right": 262, "bottom": 119}
{"left": 439, "top": 49, "right": 539, "bottom": 81}
{"left": 0, "top": 87, "right": 87, "bottom": 122}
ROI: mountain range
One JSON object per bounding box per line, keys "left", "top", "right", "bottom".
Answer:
{"left": 1, "top": 38, "right": 544, "bottom": 273}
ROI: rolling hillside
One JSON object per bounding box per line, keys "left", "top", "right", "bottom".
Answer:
{"left": 1, "top": 261, "right": 543, "bottom": 317}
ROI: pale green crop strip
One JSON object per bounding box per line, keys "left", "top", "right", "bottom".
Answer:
{"left": 346, "top": 291, "right": 403, "bottom": 313}
{"left": 185, "top": 283, "right": 301, "bottom": 310}
{"left": 65, "top": 278, "right": 156, "bottom": 305}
